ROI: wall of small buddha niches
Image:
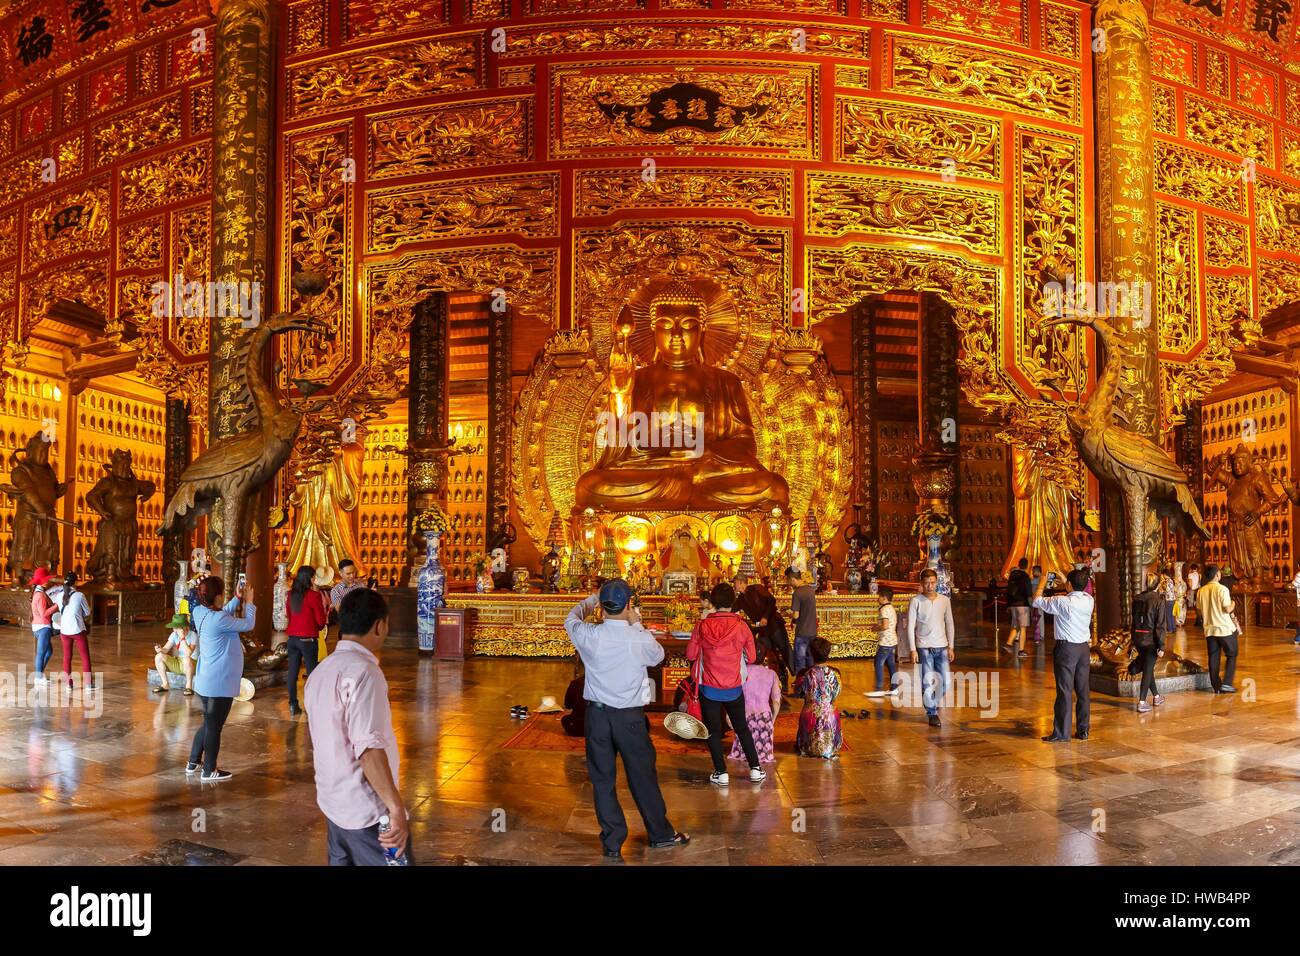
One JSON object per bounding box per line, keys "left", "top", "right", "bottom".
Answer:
{"left": 0, "top": 368, "right": 63, "bottom": 583}
{"left": 956, "top": 422, "right": 1011, "bottom": 587}
{"left": 71, "top": 386, "right": 166, "bottom": 583}
{"left": 444, "top": 419, "right": 488, "bottom": 587}
{"left": 1200, "top": 386, "right": 1293, "bottom": 581}
{"left": 358, "top": 422, "right": 410, "bottom": 587}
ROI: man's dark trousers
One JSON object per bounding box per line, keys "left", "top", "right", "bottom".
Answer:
{"left": 1206, "top": 633, "right": 1238, "bottom": 691}
{"left": 1051, "top": 640, "right": 1091, "bottom": 738}
{"left": 584, "top": 701, "right": 675, "bottom": 854}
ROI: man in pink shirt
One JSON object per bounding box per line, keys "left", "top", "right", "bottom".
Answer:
{"left": 305, "top": 588, "right": 410, "bottom": 865}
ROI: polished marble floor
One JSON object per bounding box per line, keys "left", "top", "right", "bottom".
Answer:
{"left": 1, "top": 613, "right": 1299, "bottom": 866}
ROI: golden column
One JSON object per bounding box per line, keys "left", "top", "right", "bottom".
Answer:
{"left": 208, "top": 0, "right": 275, "bottom": 638}
{"left": 1093, "top": 0, "right": 1160, "bottom": 626}
{"left": 1094, "top": 0, "right": 1159, "bottom": 438}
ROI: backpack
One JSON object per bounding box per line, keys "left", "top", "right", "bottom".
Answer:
{"left": 1131, "top": 592, "right": 1160, "bottom": 649}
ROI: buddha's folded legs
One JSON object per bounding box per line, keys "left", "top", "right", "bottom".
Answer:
{"left": 574, "top": 464, "right": 695, "bottom": 511}
{"left": 689, "top": 468, "right": 789, "bottom": 510}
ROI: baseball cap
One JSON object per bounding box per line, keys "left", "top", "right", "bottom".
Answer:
{"left": 598, "top": 578, "right": 633, "bottom": 613}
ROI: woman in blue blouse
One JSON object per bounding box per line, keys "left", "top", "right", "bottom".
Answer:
{"left": 187, "top": 576, "right": 256, "bottom": 782}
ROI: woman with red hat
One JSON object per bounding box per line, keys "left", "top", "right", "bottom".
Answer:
{"left": 30, "top": 568, "right": 57, "bottom": 686}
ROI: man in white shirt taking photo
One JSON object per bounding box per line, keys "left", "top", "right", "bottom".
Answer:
{"left": 564, "top": 579, "right": 689, "bottom": 860}
{"left": 1033, "top": 568, "right": 1095, "bottom": 742}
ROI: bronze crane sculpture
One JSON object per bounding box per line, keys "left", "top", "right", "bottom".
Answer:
{"left": 160, "top": 280, "right": 329, "bottom": 622}
{"left": 1040, "top": 312, "right": 1209, "bottom": 618}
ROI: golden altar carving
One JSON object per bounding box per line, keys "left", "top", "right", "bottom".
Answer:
{"left": 445, "top": 591, "right": 896, "bottom": 659}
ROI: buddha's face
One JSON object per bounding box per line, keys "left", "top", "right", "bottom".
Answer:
{"left": 650, "top": 302, "right": 704, "bottom": 368}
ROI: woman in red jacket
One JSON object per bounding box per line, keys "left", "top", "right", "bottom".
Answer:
{"left": 30, "top": 567, "right": 57, "bottom": 686}
{"left": 285, "top": 565, "right": 329, "bottom": 716}
{"left": 686, "top": 581, "right": 765, "bottom": 787}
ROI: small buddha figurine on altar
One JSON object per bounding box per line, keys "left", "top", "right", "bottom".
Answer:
{"left": 574, "top": 279, "right": 790, "bottom": 512}
{"left": 540, "top": 545, "right": 561, "bottom": 593}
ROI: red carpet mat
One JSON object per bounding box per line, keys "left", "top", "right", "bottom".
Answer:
{"left": 501, "top": 711, "right": 848, "bottom": 755}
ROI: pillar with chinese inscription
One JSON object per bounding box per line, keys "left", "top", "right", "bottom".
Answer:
{"left": 406, "top": 295, "right": 451, "bottom": 585}
{"left": 208, "top": 0, "right": 275, "bottom": 642}
{"left": 1094, "top": 0, "right": 1161, "bottom": 628}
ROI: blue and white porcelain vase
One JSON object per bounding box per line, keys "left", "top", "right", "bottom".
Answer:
{"left": 173, "top": 560, "right": 189, "bottom": 613}
{"left": 417, "top": 532, "right": 446, "bottom": 651}
{"left": 272, "top": 562, "right": 289, "bottom": 633}
{"left": 926, "top": 533, "right": 953, "bottom": 596}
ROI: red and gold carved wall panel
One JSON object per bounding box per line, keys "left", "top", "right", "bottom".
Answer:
{"left": 367, "top": 95, "right": 533, "bottom": 180}
{"left": 287, "top": 33, "right": 483, "bottom": 120}
{"left": 574, "top": 167, "right": 792, "bottom": 217}
{"left": 366, "top": 172, "right": 560, "bottom": 254}
{"left": 550, "top": 62, "right": 819, "bottom": 160}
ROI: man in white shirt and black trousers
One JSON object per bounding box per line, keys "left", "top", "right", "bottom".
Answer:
{"left": 1033, "top": 568, "right": 1095, "bottom": 742}
{"left": 564, "top": 579, "right": 690, "bottom": 860}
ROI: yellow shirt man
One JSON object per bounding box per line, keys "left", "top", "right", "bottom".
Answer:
{"left": 1196, "top": 578, "right": 1236, "bottom": 637}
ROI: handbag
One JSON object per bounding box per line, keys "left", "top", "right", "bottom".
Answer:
{"left": 679, "top": 656, "right": 703, "bottom": 722}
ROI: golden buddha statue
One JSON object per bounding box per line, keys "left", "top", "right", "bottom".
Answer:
{"left": 574, "top": 280, "right": 789, "bottom": 512}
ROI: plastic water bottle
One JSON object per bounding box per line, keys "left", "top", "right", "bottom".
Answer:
{"left": 377, "top": 815, "right": 408, "bottom": 866}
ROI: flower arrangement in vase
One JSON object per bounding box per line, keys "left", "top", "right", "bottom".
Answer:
{"left": 665, "top": 594, "right": 699, "bottom": 635}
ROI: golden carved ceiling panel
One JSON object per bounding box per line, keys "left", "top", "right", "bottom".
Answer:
{"left": 835, "top": 97, "right": 1001, "bottom": 181}
{"left": 284, "top": 128, "right": 353, "bottom": 387}
{"left": 722, "top": 0, "right": 844, "bottom": 10}
{"left": 498, "top": 19, "right": 869, "bottom": 58}
{"left": 887, "top": 34, "right": 1082, "bottom": 125}
{"left": 1156, "top": 201, "right": 1200, "bottom": 356}
{"left": 806, "top": 172, "right": 1001, "bottom": 255}
{"left": 366, "top": 172, "right": 560, "bottom": 254}
{"left": 116, "top": 217, "right": 163, "bottom": 272}
{"left": 1203, "top": 215, "right": 1251, "bottom": 269}
{"left": 119, "top": 142, "right": 209, "bottom": 216}
{"left": 345, "top": 0, "right": 447, "bottom": 40}
{"left": 287, "top": 0, "right": 328, "bottom": 56}
{"left": 922, "top": 0, "right": 1029, "bottom": 47}
{"left": 169, "top": 203, "right": 212, "bottom": 358}
{"left": 1256, "top": 177, "right": 1300, "bottom": 255}
{"left": 288, "top": 33, "right": 483, "bottom": 120}
{"left": 1014, "top": 127, "right": 1085, "bottom": 395}
{"left": 1152, "top": 83, "right": 1176, "bottom": 135}
{"left": 1040, "top": 2, "right": 1082, "bottom": 59}
{"left": 1183, "top": 94, "right": 1275, "bottom": 167}
{"left": 24, "top": 179, "right": 110, "bottom": 270}
{"left": 1284, "top": 131, "right": 1300, "bottom": 179}
{"left": 1161, "top": 270, "right": 1245, "bottom": 427}
{"left": 368, "top": 95, "right": 533, "bottom": 180}
{"left": 1153, "top": 140, "right": 1245, "bottom": 214}
{"left": 1259, "top": 258, "right": 1300, "bottom": 317}
{"left": 551, "top": 62, "right": 818, "bottom": 160}
{"left": 574, "top": 167, "right": 792, "bottom": 218}
{"left": 529, "top": 0, "right": 647, "bottom": 12}
{"left": 91, "top": 94, "right": 182, "bottom": 167}
{"left": 21, "top": 259, "right": 109, "bottom": 338}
